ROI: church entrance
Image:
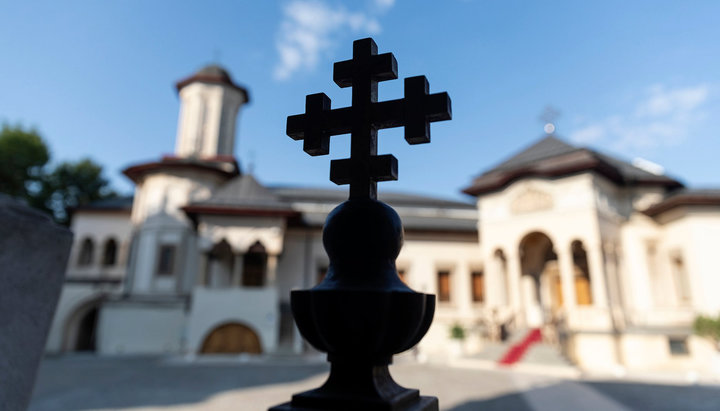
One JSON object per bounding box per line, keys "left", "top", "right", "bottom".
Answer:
{"left": 519, "top": 232, "right": 562, "bottom": 328}
{"left": 64, "top": 301, "right": 100, "bottom": 352}
{"left": 200, "top": 323, "right": 262, "bottom": 354}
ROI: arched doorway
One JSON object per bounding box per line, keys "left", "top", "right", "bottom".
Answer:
{"left": 200, "top": 323, "right": 262, "bottom": 354}
{"left": 519, "top": 232, "right": 561, "bottom": 327}
{"left": 63, "top": 300, "right": 101, "bottom": 352}
{"left": 75, "top": 307, "right": 98, "bottom": 351}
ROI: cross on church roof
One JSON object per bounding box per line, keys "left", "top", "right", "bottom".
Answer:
{"left": 539, "top": 106, "right": 560, "bottom": 135}
{"left": 287, "top": 38, "right": 452, "bottom": 200}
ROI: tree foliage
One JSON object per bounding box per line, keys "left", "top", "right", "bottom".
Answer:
{"left": 694, "top": 314, "right": 720, "bottom": 350}
{"left": 0, "top": 125, "right": 117, "bottom": 225}
{"left": 0, "top": 125, "right": 50, "bottom": 199}
{"left": 33, "top": 159, "right": 117, "bottom": 224}
{"left": 449, "top": 323, "right": 466, "bottom": 340}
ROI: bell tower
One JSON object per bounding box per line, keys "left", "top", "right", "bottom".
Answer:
{"left": 174, "top": 65, "right": 249, "bottom": 158}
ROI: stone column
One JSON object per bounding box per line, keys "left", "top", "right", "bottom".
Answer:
{"left": 197, "top": 252, "right": 209, "bottom": 286}
{"left": 455, "top": 261, "right": 472, "bottom": 316}
{"left": 603, "top": 242, "right": 626, "bottom": 328}
{"left": 505, "top": 248, "right": 522, "bottom": 311}
{"left": 232, "top": 254, "right": 244, "bottom": 287}
{"left": 484, "top": 249, "right": 501, "bottom": 307}
{"left": 557, "top": 243, "right": 577, "bottom": 309}
{"left": 132, "top": 230, "right": 157, "bottom": 293}
{"left": 266, "top": 254, "right": 278, "bottom": 287}
{"left": 586, "top": 242, "right": 608, "bottom": 307}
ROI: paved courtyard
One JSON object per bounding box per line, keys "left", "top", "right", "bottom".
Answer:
{"left": 29, "top": 355, "right": 720, "bottom": 411}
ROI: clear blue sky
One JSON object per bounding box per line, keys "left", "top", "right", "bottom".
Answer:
{"left": 2, "top": 1, "right": 720, "bottom": 200}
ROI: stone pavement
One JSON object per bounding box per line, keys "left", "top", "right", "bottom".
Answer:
{"left": 29, "top": 355, "right": 720, "bottom": 411}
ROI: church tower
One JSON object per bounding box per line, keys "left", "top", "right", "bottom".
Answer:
{"left": 174, "top": 65, "right": 249, "bottom": 158}
{"left": 121, "top": 64, "right": 248, "bottom": 299}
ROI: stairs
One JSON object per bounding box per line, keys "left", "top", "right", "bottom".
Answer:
{"left": 460, "top": 328, "right": 577, "bottom": 376}
{"left": 498, "top": 328, "right": 542, "bottom": 366}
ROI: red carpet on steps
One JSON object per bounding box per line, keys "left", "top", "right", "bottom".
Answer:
{"left": 497, "top": 328, "right": 542, "bottom": 366}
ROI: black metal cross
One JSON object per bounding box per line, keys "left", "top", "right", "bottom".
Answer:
{"left": 287, "top": 38, "right": 452, "bottom": 200}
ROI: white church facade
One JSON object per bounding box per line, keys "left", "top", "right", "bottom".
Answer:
{"left": 45, "top": 65, "right": 720, "bottom": 374}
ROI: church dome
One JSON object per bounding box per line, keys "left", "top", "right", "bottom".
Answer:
{"left": 175, "top": 63, "right": 249, "bottom": 103}
{"left": 196, "top": 64, "right": 232, "bottom": 80}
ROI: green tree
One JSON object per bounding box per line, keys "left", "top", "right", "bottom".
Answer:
{"left": 694, "top": 314, "right": 720, "bottom": 350}
{"left": 0, "top": 124, "right": 50, "bottom": 200}
{"left": 0, "top": 125, "right": 117, "bottom": 224}
{"left": 33, "top": 158, "right": 117, "bottom": 225}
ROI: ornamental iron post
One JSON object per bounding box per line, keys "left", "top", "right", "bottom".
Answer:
{"left": 270, "top": 38, "right": 451, "bottom": 411}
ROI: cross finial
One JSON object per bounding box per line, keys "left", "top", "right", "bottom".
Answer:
{"left": 287, "top": 38, "right": 452, "bottom": 200}
{"left": 539, "top": 105, "right": 560, "bottom": 135}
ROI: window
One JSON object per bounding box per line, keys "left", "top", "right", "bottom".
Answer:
{"left": 671, "top": 254, "right": 691, "bottom": 304}
{"left": 668, "top": 337, "right": 689, "bottom": 356}
{"left": 471, "top": 271, "right": 484, "bottom": 302}
{"left": 437, "top": 270, "right": 451, "bottom": 302}
{"left": 156, "top": 245, "right": 176, "bottom": 276}
{"left": 77, "top": 238, "right": 94, "bottom": 266}
{"left": 242, "top": 241, "right": 267, "bottom": 287}
{"left": 102, "top": 238, "right": 118, "bottom": 267}
{"left": 317, "top": 267, "right": 328, "bottom": 284}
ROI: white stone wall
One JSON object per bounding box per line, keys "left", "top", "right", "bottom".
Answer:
{"left": 130, "top": 171, "right": 223, "bottom": 225}
{"left": 128, "top": 169, "right": 227, "bottom": 296}
{"left": 198, "top": 215, "right": 286, "bottom": 256}
{"left": 98, "top": 300, "right": 185, "bottom": 354}
{"left": 399, "top": 233, "right": 482, "bottom": 357}
{"left": 67, "top": 211, "right": 132, "bottom": 279}
{"left": 175, "top": 82, "right": 245, "bottom": 158}
{"left": 186, "top": 287, "right": 279, "bottom": 354}
{"left": 275, "top": 229, "right": 325, "bottom": 301}
{"left": 664, "top": 208, "right": 720, "bottom": 314}
{"left": 45, "top": 284, "right": 117, "bottom": 353}
{"left": 128, "top": 224, "right": 194, "bottom": 294}
{"left": 478, "top": 174, "right": 610, "bottom": 329}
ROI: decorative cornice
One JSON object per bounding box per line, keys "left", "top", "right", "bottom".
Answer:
{"left": 122, "top": 156, "right": 239, "bottom": 183}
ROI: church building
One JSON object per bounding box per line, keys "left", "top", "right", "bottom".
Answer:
{"left": 45, "top": 64, "right": 720, "bottom": 374}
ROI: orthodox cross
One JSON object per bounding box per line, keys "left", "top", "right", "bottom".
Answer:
{"left": 287, "top": 38, "right": 452, "bottom": 200}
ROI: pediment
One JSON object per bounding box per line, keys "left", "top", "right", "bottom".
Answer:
{"left": 511, "top": 187, "right": 553, "bottom": 214}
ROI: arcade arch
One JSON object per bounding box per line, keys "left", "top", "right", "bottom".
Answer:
{"left": 206, "top": 239, "right": 234, "bottom": 287}
{"left": 243, "top": 241, "right": 267, "bottom": 287}
{"left": 77, "top": 237, "right": 94, "bottom": 266}
{"left": 518, "top": 232, "right": 561, "bottom": 327}
{"left": 102, "top": 238, "right": 118, "bottom": 267}
{"left": 63, "top": 298, "right": 102, "bottom": 352}
{"left": 571, "top": 240, "right": 593, "bottom": 305}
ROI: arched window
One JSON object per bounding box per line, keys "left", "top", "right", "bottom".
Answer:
{"left": 670, "top": 252, "right": 691, "bottom": 305}
{"left": 571, "top": 240, "right": 592, "bottom": 305}
{"left": 102, "top": 238, "right": 118, "bottom": 267}
{"left": 206, "top": 239, "right": 234, "bottom": 287}
{"left": 242, "top": 241, "right": 267, "bottom": 287}
{"left": 77, "top": 238, "right": 94, "bottom": 267}
{"left": 471, "top": 270, "right": 484, "bottom": 303}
